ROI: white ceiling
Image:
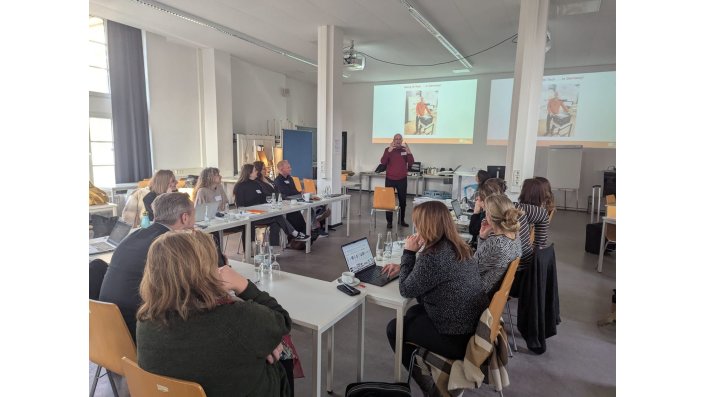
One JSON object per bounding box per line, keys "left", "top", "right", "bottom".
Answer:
{"left": 89, "top": 0, "right": 615, "bottom": 84}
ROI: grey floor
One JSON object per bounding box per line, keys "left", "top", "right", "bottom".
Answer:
{"left": 90, "top": 190, "right": 616, "bottom": 396}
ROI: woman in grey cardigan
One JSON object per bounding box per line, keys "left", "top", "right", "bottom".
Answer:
{"left": 382, "top": 201, "right": 489, "bottom": 369}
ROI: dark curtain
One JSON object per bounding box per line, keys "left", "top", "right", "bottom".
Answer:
{"left": 106, "top": 20, "right": 152, "bottom": 183}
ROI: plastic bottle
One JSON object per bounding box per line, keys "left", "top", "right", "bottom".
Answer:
{"left": 140, "top": 210, "right": 151, "bottom": 228}
{"left": 376, "top": 233, "right": 384, "bottom": 260}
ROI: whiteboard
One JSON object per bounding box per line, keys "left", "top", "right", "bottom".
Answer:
{"left": 547, "top": 146, "right": 582, "bottom": 190}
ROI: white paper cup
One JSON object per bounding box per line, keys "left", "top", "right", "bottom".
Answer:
{"left": 342, "top": 271, "right": 355, "bottom": 284}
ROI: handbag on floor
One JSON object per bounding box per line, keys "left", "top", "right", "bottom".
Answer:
{"left": 344, "top": 348, "right": 417, "bottom": 397}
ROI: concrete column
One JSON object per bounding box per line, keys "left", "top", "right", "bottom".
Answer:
{"left": 200, "top": 48, "right": 234, "bottom": 176}
{"left": 505, "top": 0, "right": 550, "bottom": 192}
{"left": 317, "top": 25, "right": 344, "bottom": 223}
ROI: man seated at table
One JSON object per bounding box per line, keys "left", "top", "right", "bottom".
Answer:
{"left": 99, "top": 192, "right": 227, "bottom": 341}
{"left": 274, "top": 160, "right": 332, "bottom": 237}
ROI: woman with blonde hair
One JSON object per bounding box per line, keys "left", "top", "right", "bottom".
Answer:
{"left": 193, "top": 167, "right": 229, "bottom": 212}
{"left": 477, "top": 194, "right": 523, "bottom": 297}
{"left": 136, "top": 230, "right": 292, "bottom": 397}
{"left": 143, "top": 170, "right": 176, "bottom": 221}
{"left": 382, "top": 201, "right": 488, "bottom": 369}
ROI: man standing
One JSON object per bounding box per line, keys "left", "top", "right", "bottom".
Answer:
{"left": 99, "top": 192, "right": 225, "bottom": 341}
{"left": 274, "top": 160, "right": 332, "bottom": 237}
{"left": 380, "top": 134, "right": 415, "bottom": 228}
{"left": 415, "top": 93, "right": 430, "bottom": 134}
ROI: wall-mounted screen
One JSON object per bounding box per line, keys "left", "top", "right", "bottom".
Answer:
{"left": 487, "top": 71, "right": 615, "bottom": 148}
{"left": 372, "top": 79, "right": 477, "bottom": 144}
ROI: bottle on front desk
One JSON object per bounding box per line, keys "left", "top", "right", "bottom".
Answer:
{"left": 140, "top": 210, "right": 151, "bottom": 228}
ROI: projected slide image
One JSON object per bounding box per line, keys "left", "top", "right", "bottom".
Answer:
{"left": 486, "top": 71, "right": 615, "bottom": 148}
{"left": 405, "top": 90, "right": 439, "bottom": 135}
{"left": 539, "top": 82, "right": 580, "bottom": 137}
{"left": 372, "top": 79, "right": 477, "bottom": 144}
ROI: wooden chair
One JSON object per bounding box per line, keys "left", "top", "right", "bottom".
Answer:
{"left": 121, "top": 357, "right": 207, "bottom": 397}
{"left": 605, "top": 194, "right": 616, "bottom": 205}
{"left": 292, "top": 176, "right": 303, "bottom": 192}
{"left": 494, "top": 257, "right": 520, "bottom": 353}
{"left": 302, "top": 178, "right": 317, "bottom": 194}
{"left": 341, "top": 173, "right": 348, "bottom": 182}
{"left": 89, "top": 300, "right": 137, "bottom": 397}
{"left": 176, "top": 178, "right": 187, "bottom": 188}
{"left": 137, "top": 179, "right": 150, "bottom": 188}
{"left": 370, "top": 186, "right": 399, "bottom": 235}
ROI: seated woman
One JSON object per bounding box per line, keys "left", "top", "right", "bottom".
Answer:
{"left": 143, "top": 170, "right": 177, "bottom": 221}
{"left": 468, "top": 177, "right": 507, "bottom": 248}
{"left": 476, "top": 194, "right": 522, "bottom": 297}
{"left": 381, "top": 201, "right": 488, "bottom": 368}
{"left": 467, "top": 169, "right": 489, "bottom": 210}
{"left": 234, "top": 164, "right": 309, "bottom": 248}
{"left": 136, "top": 230, "right": 292, "bottom": 397}
{"left": 192, "top": 167, "right": 229, "bottom": 212}
{"left": 253, "top": 161, "right": 311, "bottom": 244}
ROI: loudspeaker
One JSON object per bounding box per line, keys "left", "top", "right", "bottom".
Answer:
{"left": 342, "top": 131, "right": 348, "bottom": 170}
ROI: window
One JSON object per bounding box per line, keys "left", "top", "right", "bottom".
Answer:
{"left": 89, "top": 16, "right": 115, "bottom": 187}
{"left": 89, "top": 16, "right": 110, "bottom": 93}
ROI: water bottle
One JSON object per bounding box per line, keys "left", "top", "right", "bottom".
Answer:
{"left": 375, "top": 233, "right": 384, "bottom": 260}
{"left": 383, "top": 231, "right": 393, "bottom": 263}
{"left": 271, "top": 193, "right": 277, "bottom": 208}
{"left": 277, "top": 193, "right": 283, "bottom": 208}
{"left": 140, "top": 210, "right": 150, "bottom": 228}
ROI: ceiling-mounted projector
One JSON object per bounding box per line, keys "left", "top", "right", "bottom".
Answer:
{"left": 343, "top": 41, "right": 365, "bottom": 71}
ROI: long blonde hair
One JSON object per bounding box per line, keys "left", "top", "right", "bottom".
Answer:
{"left": 137, "top": 230, "right": 225, "bottom": 324}
{"left": 192, "top": 167, "right": 220, "bottom": 201}
{"left": 148, "top": 170, "right": 175, "bottom": 195}
{"left": 412, "top": 201, "right": 471, "bottom": 261}
{"left": 484, "top": 195, "right": 521, "bottom": 234}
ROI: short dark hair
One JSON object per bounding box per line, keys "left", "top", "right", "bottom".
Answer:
{"left": 476, "top": 170, "right": 490, "bottom": 186}
{"left": 518, "top": 178, "right": 545, "bottom": 207}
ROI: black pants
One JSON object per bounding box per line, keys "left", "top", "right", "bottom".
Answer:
{"left": 386, "top": 304, "right": 472, "bottom": 369}
{"left": 251, "top": 215, "right": 295, "bottom": 246}
{"left": 286, "top": 211, "right": 307, "bottom": 234}
{"left": 280, "top": 359, "right": 295, "bottom": 397}
{"left": 385, "top": 178, "right": 408, "bottom": 224}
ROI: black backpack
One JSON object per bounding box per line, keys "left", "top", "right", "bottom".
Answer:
{"left": 344, "top": 349, "right": 417, "bottom": 397}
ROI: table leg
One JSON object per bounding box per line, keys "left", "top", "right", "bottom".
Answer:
{"left": 394, "top": 306, "right": 404, "bottom": 382}
{"left": 597, "top": 218, "right": 607, "bottom": 272}
{"left": 305, "top": 206, "right": 312, "bottom": 253}
{"left": 326, "top": 327, "right": 334, "bottom": 393}
{"left": 312, "top": 330, "right": 322, "bottom": 397}
{"left": 359, "top": 183, "right": 362, "bottom": 216}
{"left": 357, "top": 302, "right": 365, "bottom": 381}
{"left": 244, "top": 221, "right": 252, "bottom": 263}
{"left": 347, "top": 197, "right": 351, "bottom": 236}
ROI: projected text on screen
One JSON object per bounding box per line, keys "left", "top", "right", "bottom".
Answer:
{"left": 486, "top": 71, "right": 616, "bottom": 148}
{"left": 372, "top": 79, "right": 477, "bottom": 144}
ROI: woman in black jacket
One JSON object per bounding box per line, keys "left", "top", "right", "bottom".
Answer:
{"left": 234, "top": 164, "right": 308, "bottom": 248}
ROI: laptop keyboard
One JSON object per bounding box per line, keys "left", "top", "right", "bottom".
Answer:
{"left": 92, "top": 242, "right": 114, "bottom": 251}
{"left": 358, "top": 267, "right": 390, "bottom": 285}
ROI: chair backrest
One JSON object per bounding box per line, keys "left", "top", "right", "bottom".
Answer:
{"left": 176, "top": 178, "right": 187, "bottom": 188}
{"left": 292, "top": 176, "right": 303, "bottom": 192}
{"left": 302, "top": 178, "right": 317, "bottom": 194}
{"left": 488, "top": 257, "right": 521, "bottom": 342}
{"left": 606, "top": 204, "right": 616, "bottom": 218}
{"left": 605, "top": 223, "right": 616, "bottom": 242}
{"left": 372, "top": 187, "right": 397, "bottom": 211}
{"left": 548, "top": 208, "right": 556, "bottom": 223}
{"left": 605, "top": 194, "right": 616, "bottom": 205}
{"left": 89, "top": 300, "right": 137, "bottom": 375}
{"left": 137, "top": 179, "right": 150, "bottom": 188}
{"left": 341, "top": 173, "right": 348, "bottom": 182}
{"left": 121, "top": 357, "right": 207, "bottom": 397}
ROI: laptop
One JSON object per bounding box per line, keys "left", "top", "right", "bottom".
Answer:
{"left": 451, "top": 199, "right": 472, "bottom": 218}
{"left": 89, "top": 220, "right": 132, "bottom": 254}
{"left": 341, "top": 237, "right": 398, "bottom": 287}
{"left": 436, "top": 165, "right": 462, "bottom": 175}
{"left": 195, "top": 201, "right": 221, "bottom": 223}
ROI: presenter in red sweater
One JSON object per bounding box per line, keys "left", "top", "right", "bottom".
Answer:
{"left": 381, "top": 134, "right": 415, "bottom": 228}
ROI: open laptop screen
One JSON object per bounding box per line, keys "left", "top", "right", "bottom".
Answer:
{"left": 341, "top": 238, "right": 377, "bottom": 274}
{"left": 451, "top": 200, "right": 462, "bottom": 217}
{"left": 107, "top": 221, "right": 132, "bottom": 246}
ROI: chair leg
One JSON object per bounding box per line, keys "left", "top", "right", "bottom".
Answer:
{"left": 506, "top": 302, "right": 518, "bottom": 352}
{"left": 106, "top": 370, "right": 119, "bottom": 397}
{"left": 89, "top": 365, "right": 102, "bottom": 397}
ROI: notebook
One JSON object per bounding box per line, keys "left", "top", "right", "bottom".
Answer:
{"left": 194, "top": 201, "right": 221, "bottom": 223}
{"left": 89, "top": 220, "right": 132, "bottom": 255}
{"left": 341, "top": 237, "right": 398, "bottom": 287}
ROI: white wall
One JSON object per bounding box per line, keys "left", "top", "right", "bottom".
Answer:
{"left": 286, "top": 77, "right": 317, "bottom": 128}
{"left": 342, "top": 65, "right": 616, "bottom": 209}
{"left": 144, "top": 32, "right": 203, "bottom": 171}
{"left": 231, "top": 58, "right": 287, "bottom": 134}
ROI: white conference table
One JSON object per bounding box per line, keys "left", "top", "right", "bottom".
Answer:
{"left": 196, "top": 194, "right": 351, "bottom": 260}
{"left": 331, "top": 253, "right": 412, "bottom": 382}
{"left": 596, "top": 216, "right": 616, "bottom": 273}
{"left": 230, "top": 260, "right": 365, "bottom": 396}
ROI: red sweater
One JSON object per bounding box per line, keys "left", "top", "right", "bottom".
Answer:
{"left": 381, "top": 147, "right": 415, "bottom": 180}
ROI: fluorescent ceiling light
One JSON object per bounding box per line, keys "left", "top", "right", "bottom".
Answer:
{"left": 452, "top": 69, "right": 470, "bottom": 74}
{"left": 399, "top": 0, "right": 472, "bottom": 69}
{"left": 132, "top": 0, "right": 317, "bottom": 68}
